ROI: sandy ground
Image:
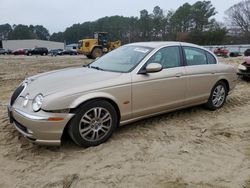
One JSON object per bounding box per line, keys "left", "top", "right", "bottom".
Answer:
{"left": 0, "top": 55, "right": 250, "bottom": 188}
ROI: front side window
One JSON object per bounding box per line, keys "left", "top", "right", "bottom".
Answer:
{"left": 78, "top": 41, "right": 83, "bottom": 48}
{"left": 184, "top": 47, "right": 207, "bottom": 66}
{"left": 90, "top": 45, "right": 153, "bottom": 73}
{"left": 147, "top": 46, "right": 181, "bottom": 69}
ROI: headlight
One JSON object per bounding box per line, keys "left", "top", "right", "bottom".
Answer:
{"left": 238, "top": 64, "right": 247, "bottom": 71}
{"left": 32, "top": 94, "right": 44, "bottom": 112}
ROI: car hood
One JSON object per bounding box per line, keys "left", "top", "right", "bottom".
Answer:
{"left": 23, "top": 67, "right": 122, "bottom": 97}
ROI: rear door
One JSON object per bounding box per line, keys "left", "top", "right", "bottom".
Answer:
{"left": 182, "top": 46, "right": 218, "bottom": 104}
{"left": 131, "top": 46, "right": 187, "bottom": 118}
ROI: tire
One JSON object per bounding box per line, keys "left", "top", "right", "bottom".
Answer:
{"left": 68, "top": 100, "right": 118, "bottom": 147}
{"left": 244, "top": 50, "right": 250, "bottom": 56}
{"left": 91, "top": 48, "right": 103, "bottom": 59}
{"left": 205, "top": 81, "right": 228, "bottom": 110}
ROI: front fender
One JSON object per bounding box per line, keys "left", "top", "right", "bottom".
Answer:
{"left": 42, "top": 91, "right": 118, "bottom": 111}
{"left": 69, "top": 92, "right": 119, "bottom": 109}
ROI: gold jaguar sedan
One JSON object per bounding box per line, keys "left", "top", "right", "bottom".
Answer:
{"left": 8, "top": 42, "right": 237, "bottom": 147}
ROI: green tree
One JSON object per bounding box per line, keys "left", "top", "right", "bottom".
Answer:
{"left": 0, "top": 24, "right": 12, "bottom": 40}
{"left": 170, "top": 3, "right": 192, "bottom": 33}
{"left": 32, "top": 25, "right": 50, "bottom": 40}
{"left": 189, "top": 27, "right": 227, "bottom": 45}
{"left": 50, "top": 32, "right": 64, "bottom": 42}
{"left": 63, "top": 24, "right": 82, "bottom": 44}
{"left": 151, "top": 6, "right": 164, "bottom": 40}
{"left": 9, "top": 24, "right": 34, "bottom": 39}
{"left": 191, "top": 1, "right": 217, "bottom": 31}
{"left": 139, "top": 9, "right": 151, "bottom": 40}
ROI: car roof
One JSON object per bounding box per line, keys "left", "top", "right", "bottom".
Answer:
{"left": 127, "top": 41, "right": 204, "bottom": 49}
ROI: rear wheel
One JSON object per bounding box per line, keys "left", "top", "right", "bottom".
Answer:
{"left": 68, "top": 100, "right": 118, "bottom": 147}
{"left": 205, "top": 81, "right": 228, "bottom": 110}
{"left": 91, "top": 48, "right": 103, "bottom": 59}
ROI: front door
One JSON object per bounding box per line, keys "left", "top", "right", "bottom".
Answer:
{"left": 131, "top": 46, "right": 187, "bottom": 118}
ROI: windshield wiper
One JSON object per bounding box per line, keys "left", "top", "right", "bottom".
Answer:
{"left": 90, "top": 66, "right": 104, "bottom": 71}
{"left": 83, "top": 64, "right": 90, "bottom": 68}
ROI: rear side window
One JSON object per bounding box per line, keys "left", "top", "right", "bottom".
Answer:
{"left": 206, "top": 52, "right": 217, "bottom": 64}
{"left": 147, "top": 46, "right": 181, "bottom": 69}
{"left": 183, "top": 47, "right": 207, "bottom": 66}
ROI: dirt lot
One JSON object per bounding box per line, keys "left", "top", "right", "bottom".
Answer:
{"left": 0, "top": 55, "right": 250, "bottom": 188}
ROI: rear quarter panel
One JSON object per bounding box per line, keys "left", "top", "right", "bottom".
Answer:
{"left": 215, "top": 63, "right": 237, "bottom": 92}
{"left": 183, "top": 63, "right": 237, "bottom": 105}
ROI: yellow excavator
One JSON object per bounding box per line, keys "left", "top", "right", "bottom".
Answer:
{"left": 77, "top": 32, "right": 121, "bottom": 59}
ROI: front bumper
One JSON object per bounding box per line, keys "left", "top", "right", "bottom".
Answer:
{"left": 8, "top": 106, "right": 74, "bottom": 146}
{"left": 237, "top": 71, "right": 250, "bottom": 78}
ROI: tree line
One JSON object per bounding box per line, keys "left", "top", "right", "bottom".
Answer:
{"left": 0, "top": 0, "right": 249, "bottom": 45}
{"left": 50, "top": 1, "right": 227, "bottom": 45}
{"left": 0, "top": 24, "right": 50, "bottom": 40}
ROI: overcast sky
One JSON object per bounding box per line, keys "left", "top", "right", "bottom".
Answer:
{"left": 0, "top": 0, "right": 242, "bottom": 34}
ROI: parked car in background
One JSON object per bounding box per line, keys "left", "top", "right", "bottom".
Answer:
{"left": 0, "top": 48, "right": 8, "bottom": 55}
{"left": 61, "top": 49, "right": 78, "bottom": 55}
{"left": 49, "top": 49, "right": 64, "bottom": 56}
{"left": 6, "top": 49, "right": 12, "bottom": 54}
{"left": 213, "top": 47, "right": 229, "bottom": 57}
{"left": 229, "top": 51, "right": 241, "bottom": 57}
{"left": 26, "top": 47, "right": 48, "bottom": 56}
{"left": 0, "top": 48, "right": 12, "bottom": 55}
{"left": 238, "top": 57, "right": 250, "bottom": 80}
{"left": 8, "top": 42, "right": 237, "bottom": 147}
{"left": 13, "top": 49, "right": 29, "bottom": 55}
{"left": 244, "top": 49, "right": 250, "bottom": 56}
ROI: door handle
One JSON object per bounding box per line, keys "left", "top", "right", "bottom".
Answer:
{"left": 175, "top": 73, "right": 182, "bottom": 77}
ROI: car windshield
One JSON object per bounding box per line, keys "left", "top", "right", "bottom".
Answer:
{"left": 90, "top": 45, "right": 153, "bottom": 73}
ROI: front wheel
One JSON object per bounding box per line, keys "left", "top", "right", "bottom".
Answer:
{"left": 68, "top": 100, "right": 118, "bottom": 147}
{"left": 205, "top": 81, "right": 228, "bottom": 110}
{"left": 91, "top": 48, "right": 103, "bottom": 59}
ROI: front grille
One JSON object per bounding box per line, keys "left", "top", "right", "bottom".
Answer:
{"left": 10, "top": 84, "right": 25, "bottom": 106}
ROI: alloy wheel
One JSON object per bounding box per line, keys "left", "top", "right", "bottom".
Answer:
{"left": 212, "top": 85, "right": 226, "bottom": 107}
{"left": 79, "top": 107, "right": 112, "bottom": 142}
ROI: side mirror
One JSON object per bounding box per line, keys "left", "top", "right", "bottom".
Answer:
{"left": 145, "top": 63, "right": 163, "bottom": 73}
